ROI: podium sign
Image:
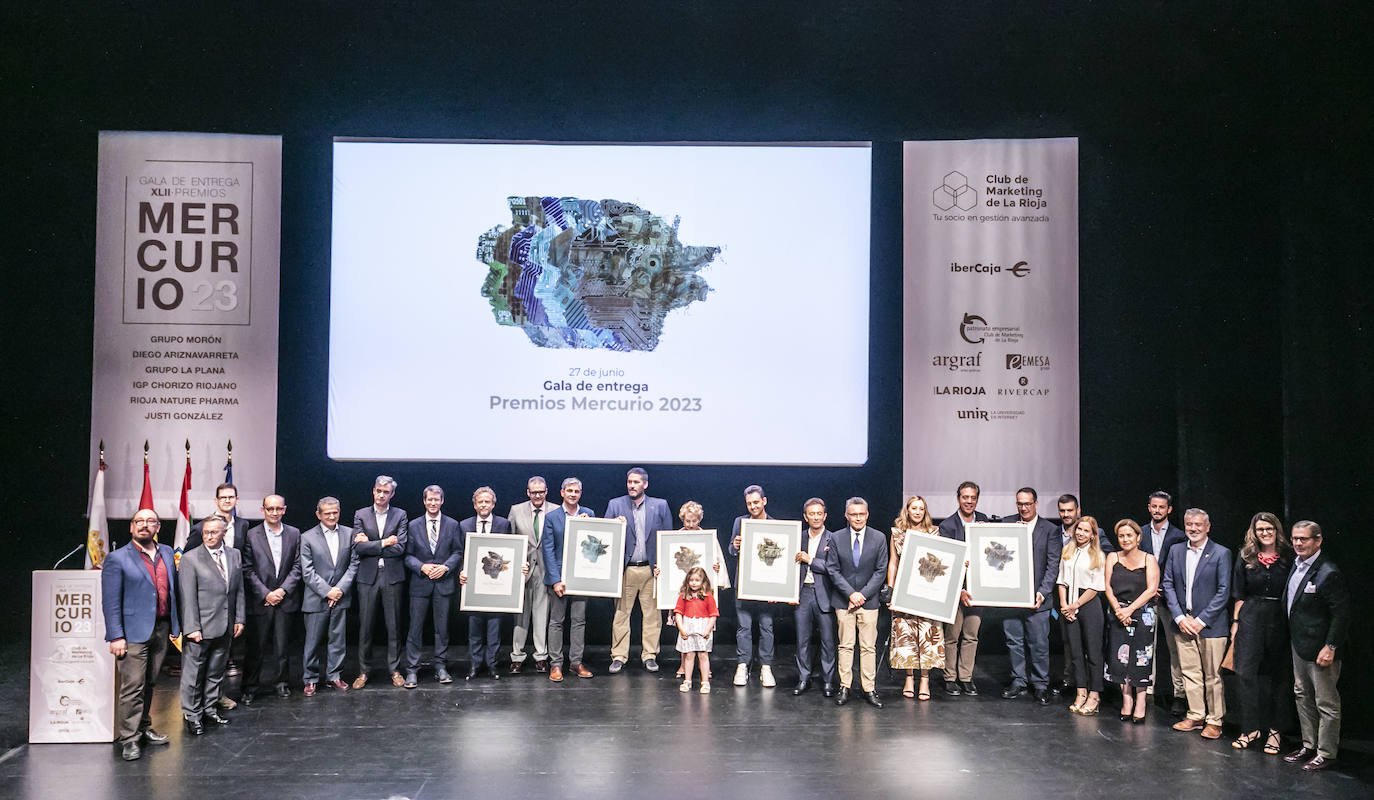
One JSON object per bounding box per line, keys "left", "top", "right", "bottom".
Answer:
{"left": 29, "top": 571, "right": 115, "bottom": 743}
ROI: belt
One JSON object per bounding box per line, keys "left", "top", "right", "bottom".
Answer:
{"left": 626, "top": 561, "right": 651, "bottom": 567}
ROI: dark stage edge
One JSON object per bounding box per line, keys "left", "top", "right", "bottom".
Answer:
{"left": 3, "top": 648, "right": 1370, "bottom": 800}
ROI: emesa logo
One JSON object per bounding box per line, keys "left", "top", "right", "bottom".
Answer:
{"left": 1005, "top": 354, "right": 1050, "bottom": 370}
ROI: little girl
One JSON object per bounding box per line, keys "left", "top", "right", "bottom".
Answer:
{"left": 674, "top": 566, "right": 718, "bottom": 693}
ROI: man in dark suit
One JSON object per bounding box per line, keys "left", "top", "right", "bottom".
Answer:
{"left": 792, "top": 498, "right": 837, "bottom": 697}
{"left": 403, "top": 484, "right": 463, "bottom": 687}
{"left": 1000, "top": 487, "right": 1061, "bottom": 704}
{"left": 1138, "top": 490, "right": 1188, "bottom": 713}
{"left": 1283, "top": 520, "right": 1350, "bottom": 772}
{"left": 541, "top": 477, "right": 596, "bottom": 682}
{"left": 507, "top": 476, "right": 553, "bottom": 674}
{"left": 728, "top": 484, "right": 779, "bottom": 688}
{"left": 177, "top": 517, "right": 246, "bottom": 735}
{"left": 1161, "top": 507, "right": 1231, "bottom": 740}
{"left": 605, "top": 467, "right": 674, "bottom": 674}
{"left": 351, "top": 475, "right": 408, "bottom": 689}
{"left": 185, "top": 482, "right": 253, "bottom": 553}
{"left": 300, "top": 496, "right": 359, "bottom": 697}
{"left": 101, "top": 509, "right": 180, "bottom": 761}
{"left": 937, "top": 480, "right": 988, "bottom": 695}
{"left": 818, "top": 497, "right": 888, "bottom": 708}
{"left": 241, "top": 494, "right": 302, "bottom": 704}
{"left": 459, "top": 486, "right": 510, "bottom": 680}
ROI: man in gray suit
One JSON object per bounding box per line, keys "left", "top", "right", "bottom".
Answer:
{"left": 352, "top": 475, "right": 409, "bottom": 689}
{"left": 301, "top": 496, "right": 360, "bottom": 697}
{"left": 177, "top": 517, "right": 246, "bottom": 735}
{"left": 508, "top": 476, "right": 552, "bottom": 674}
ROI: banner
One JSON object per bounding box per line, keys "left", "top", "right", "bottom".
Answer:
{"left": 29, "top": 571, "right": 115, "bottom": 742}
{"left": 90, "top": 132, "right": 281, "bottom": 518}
{"left": 902, "top": 139, "right": 1078, "bottom": 517}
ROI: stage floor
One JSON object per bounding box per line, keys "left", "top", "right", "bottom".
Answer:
{"left": 3, "top": 644, "right": 1370, "bottom": 800}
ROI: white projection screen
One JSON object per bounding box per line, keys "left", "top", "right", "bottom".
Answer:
{"left": 328, "top": 140, "right": 871, "bottom": 465}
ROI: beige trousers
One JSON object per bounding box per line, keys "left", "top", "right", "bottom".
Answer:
{"left": 836, "top": 606, "right": 879, "bottom": 691}
{"left": 1174, "top": 632, "right": 1227, "bottom": 725}
{"left": 611, "top": 565, "right": 661, "bottom": 662}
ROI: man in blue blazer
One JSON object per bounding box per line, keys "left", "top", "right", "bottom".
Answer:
{"left": 937, "top": 481, "right": 988, "bottom": 696}
{"left": 402, "top": 485, "right": 463, "bottom": 687}
{"left": 818, "top": 497, "right": 889, "bottom": 708}
{"left": 1160, "top": 507, "right": 1232, "bottom": 739}
{"left": 792, "top": 497, "right": 836, "bottom": 697}
{"left": 459, "top": 486, "right": 510, "bottom": 680}
{"left": 604, "top": 467, "right": 674, "bottom": 674}
{"left": 1000, "top": 487, "right": 1062, "bottom": 705}
{"left": 102, "top": 508, "right": 181, "bottom": 761}
{"left": 351, "top": 475, "right": 409, "bottom": 689}
{"left": 1138, "top": 490, "right": 1189, "bottom": 713}
{"left": 541, "top": 477, "right": 596, "bottom": 682}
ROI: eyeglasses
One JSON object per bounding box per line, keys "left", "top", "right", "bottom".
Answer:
{"left": 528, "top": 489, "right": 547, "bottom": 495}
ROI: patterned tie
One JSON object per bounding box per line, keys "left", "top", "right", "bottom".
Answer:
{"left": 852, "top": 532, "right": 862, "bottom": 568}
{"left": 213, "top": 548, "right": 227, "bottom": 582}
{"left": 429, "top": 519, "right": 438, "bottom": 551}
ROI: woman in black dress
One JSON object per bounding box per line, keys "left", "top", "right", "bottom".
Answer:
{"left": 1104, "top": 519, "right": 1159, "bottom": 722}
{"left": 1229, "top": 511, "right": 1293, "bottom": 755}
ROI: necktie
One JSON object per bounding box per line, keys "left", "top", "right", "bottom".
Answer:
{"left": 852, "top": 533, "right": 862, "bottom": 568}
{"left": 481, "top": 519, "right": 488, "bottom": 534}
{"left": 429, "top": 519, "right": 438, "bottom": 551}
{"left": 532, "top": 509, "right": 542, "bottom": 542}
{"left": 213, "top": 549, "right": 227, "bottom": 581}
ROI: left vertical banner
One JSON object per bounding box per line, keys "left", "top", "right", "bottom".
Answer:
{"left": 91, "top": 132, "right": 281, "bottom": 518}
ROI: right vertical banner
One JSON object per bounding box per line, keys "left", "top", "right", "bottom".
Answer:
{"left": 903, "top": 139, "right": 1079, "bottom": 517}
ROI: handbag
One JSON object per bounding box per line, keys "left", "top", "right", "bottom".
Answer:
{"left": 878, "top": 584, "right": 893, "bottom": 606}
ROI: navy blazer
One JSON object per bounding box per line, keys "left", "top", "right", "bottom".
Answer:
{"left": 1287, "top": 553, "right": 1350, "bottom": 662}
{"left": 352, "top": 505, "right": 409, "bottom": 585}
{"left": 101, "top": 541, "right": 182, "bottom": 642}
{"left": 1160, "top": 538, "right": 1232, "bottom": 637}
{"left": 1002, "top": 517, "right": 1061, "bottom": 611}
{"left": 817, "top": 526, "right": 889, "bottom": 611}
{"left": 1139, "top": 520, "right": 1187, "bottom": 572}
{"left": 405, "top": 514, "right": 464, "bottom": 596}
{"left": 801, "top": 528, "right": 835, "bottom": 613}
{"left": 242, "top": 523, "right": 303, "bottom": 615}
{"left": 603, "top": 494, "right": 673, "bottom": 566}
{"left": 541, "top": 504, "right": 596, "bottom": 586}
{"left": 936, "top": 511, "right": 989, "bottom": 541}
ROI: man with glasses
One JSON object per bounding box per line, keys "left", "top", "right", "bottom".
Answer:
{"left": 1000, "top": 487, "right": 1061, "bottom": 704}
{"left": 241, "top": 494, "right": 302, "bottom": 704}
{"left": 508, "top": 476, "right": 553, "bottom": 674}
{"left": 1283, "top": 521, "right": 1350, "bottom": 772}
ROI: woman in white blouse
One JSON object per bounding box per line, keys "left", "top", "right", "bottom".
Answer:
{"left": 1058, "top": 515, "right": 1106, "bottom": 715}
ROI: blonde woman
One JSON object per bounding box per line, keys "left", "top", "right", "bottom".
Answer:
{"left": 1058, "top": 515, "right": 1105, "bottom": 715}
{"left": 887, "top": 495, "right": 945, "bottom": 700}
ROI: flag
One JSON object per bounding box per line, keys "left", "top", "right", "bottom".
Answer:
{"left": 85, "top": 464, "right": 110, "bottom": 568}
{"left": 224, "top": 452, "right": 235, "bottom": 526}
{"left": 139, "top": 460, "right": 155, "bottom": 512}
{"left": 173, "top": 454, "right": 191, "bottom": 566}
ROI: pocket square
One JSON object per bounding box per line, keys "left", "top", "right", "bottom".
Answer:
{"left": 1303, "top": 584, "right": 1317, "bottom": 594}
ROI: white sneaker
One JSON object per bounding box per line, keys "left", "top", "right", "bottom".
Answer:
{"left": 733, "top": 663, "right": 749, "bottom": 686}
{"left": 700, "top": 680, "right": 711, "bottom": 694}
{"left": 679, "top": 679, "right": 691, "bottom": 693}
{"left": 760, "top": 665, "right": 776, "bottom": 688}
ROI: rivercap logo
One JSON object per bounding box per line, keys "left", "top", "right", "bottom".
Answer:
{"left": 960, "top": 312, "right": 987, "bottom": 344}
{"left": 933, "top": 171, "right": 978, "bottom": 211}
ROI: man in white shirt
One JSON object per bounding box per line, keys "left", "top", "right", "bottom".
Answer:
{"left": 301, "top": 497, "right": 359, "bottom": 696}
{"left": 241, "top": 494, "right": 302, "bottom": 704}
{"left": 1160, "top": 508, "right": 1232, "bottom": 739}
{"left": 792, "top": 498, "right": 836, "bottom": 697}
{"left": 508, "top": 476, "right": 552, "bottom": 674}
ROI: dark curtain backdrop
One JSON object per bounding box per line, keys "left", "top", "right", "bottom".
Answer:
{"left": 2, "top": 2, "right": 1369, "bottom": 732}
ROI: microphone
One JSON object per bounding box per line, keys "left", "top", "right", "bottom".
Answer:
{"left": 52, "top": 544, "right": 87, "bottom": 570}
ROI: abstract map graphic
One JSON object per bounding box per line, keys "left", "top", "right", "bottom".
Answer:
{"left": 475, "top": 196, "right": 720, "bottom": 351}
{"left": 756, "top": 537, "right": 784, "bottom": 566}
{"left": 673, "top": 546, "right": 702, "bottom": 573}
{"left": 580, "top": 535, "right": 609, "bottom": 563}
{"left": 480, "top": 550, "right": 511, "bottom": 580}
{"left": 917, "top": 552, "right": 949, "bottom": 582}
{"left": 983, "top": 541, "right": 1015, "bottom": 571}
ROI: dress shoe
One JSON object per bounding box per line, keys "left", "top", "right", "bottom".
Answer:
{"left": 351, "top": 674, "right": 369, "bottom": 690}
{"left": 1050, "top": 679, "right": 1067, "bottom": 696}
{"left": 303, "top": 682, "right": 317, "bottom": 697}
{"left": 275, "top": 683, "right": 291, "bottom": 698}
{"left": 1302, "top": 755, "right": 1336, "bottom": 772}
{"left": 184, "top": 718, "right": 205, "bottom": 736}
{"left": 217, "top": 695, "right": 237, "bottom": 710}
{"left": 225, "top": 661, "right": 242, "bottom": 677}
{"left": 961, "top": 681, "right": 978, "bottom": 696}
{"left": 1001, "top": 684, "right": 1027, "bottom": 700}
{"left": 863, "top": 691, "right": 884, "bottom": 708}
{"left": 490, "top": 668, "right": 501, "bottom": 681}
{"left": 1170, "top": 697, "right": 1187, "bottom": 717}
{"left": 1284, "top": 746, "right": 1317, "bottom": 763}
{"left": 404, "top": 673, "right": 418, "bottom": 689}
{"left": 240, "top": 691, "right": 255, "bottom": 706}
{"left": 436, "top": 668, "right": 453, "bottom": 684}
{"left": 467, "top": 666, "right": 481, "bottom": 680}
{"left": 140, "top": 728, "right": 169, "bottom": 745}
{"left": 792, "top": 680, "right": 812, "bottom": 696}
{"left": 121, "top": 741, "right": 142, "bottom": 761}
{"left": 822, "top": 684, "right": 836, "bottom": 698}
{"left": 574, "top": 663, "right": 593, "bottom": 679}
{"left": 608, "top": 659, "right": 625, "bottom": 674}
{"left": 534, "top": 660, "right": 549, "bottom": 674}
{"left": 644, "top": 658, "right": 659, "bottom": 673}
{"left": 1034, "top": 689, "right": 1051, "bottom": 705}
{"left": 1201, "top": 723, "right": 1222, "bottom": 740}
{"left": 204, "top": 709, "right": 231, "bottom": 726}
{"left": 835, "top": 687, "right": 851, "bottom": 706}
{"left": 391, "top": 672, "right": 406, "bottom": 687}
{"left": 328, "top": 679, "right": 349, "bottom": 691}
{"left": 549, "top": 665, "right": 564, "bottom": 682}
{"left": 1173, "top": 718, "right": 1204, "bottom": 732}
{"left": 944, "top": 681, "right": 962, "bottom": 696}
{"left": 509, "top": 661, "right": 523, "bottom": 674}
